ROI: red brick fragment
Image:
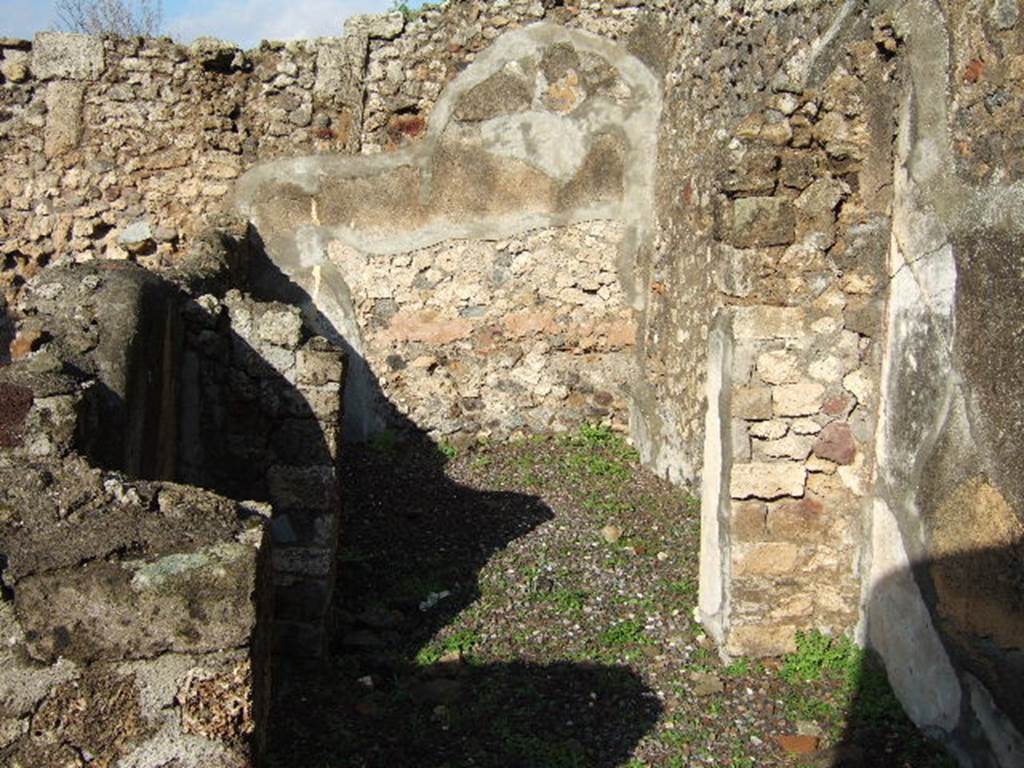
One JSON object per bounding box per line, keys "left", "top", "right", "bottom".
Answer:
{"left": 774, "top": 734, "right": 820, "bottom": 753}
{"left": 813, "top": 422, "right": 857, "bottom": 465}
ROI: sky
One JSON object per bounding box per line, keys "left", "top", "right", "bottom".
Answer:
{"left": 0, "top": 0, "right": 425, "bottom": 49}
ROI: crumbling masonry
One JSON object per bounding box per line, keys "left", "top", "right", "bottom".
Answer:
{"left": 1, "top": 0, "right": 1022, "bottom": 765}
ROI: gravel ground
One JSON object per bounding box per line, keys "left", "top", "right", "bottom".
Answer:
{"left": 266, "top": 428, "right": 953, "bottom": 768}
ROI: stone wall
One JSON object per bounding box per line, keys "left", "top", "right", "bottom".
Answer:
{"left": 3, "top": 0, "right": 1024, "bottom": 765}
{"left": 695, "top": 8, "right": 895, "bottom": 657}
{"left": 686, "top": 0, "right": 1024, "bottom": 763}
{"left": 0, "top": 30, "right": 366, "bottom": 303}
{"left": 862, "top": 0, "right": 1024, "bottom": 763}
{"left": 177, "top": 284, "right": 346, "bottom": 655}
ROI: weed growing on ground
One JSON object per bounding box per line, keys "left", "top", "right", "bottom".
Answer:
{"left": 600, "top": 619, "right": 648, "bottom": 648}
{"left": 780, "top": 629, "right": 860, "bottom": 685}
{"left": 368, "top": 429, "right": 399, "bottom": 454}
{"left": 545, "top": 587, "right": 589, "bottom": 614}
{"left": 415, "top": 627, "right": 480, "bottom": 666}
{"left": 724, "top": 657, "right": 751, "bottom": 677}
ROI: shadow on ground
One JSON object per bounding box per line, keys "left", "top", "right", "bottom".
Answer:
{"left": 248, "top": 241, "right": 661, "bottom": 767}
{"left": 264, "top": 439, "right": 661, "bottom": 768}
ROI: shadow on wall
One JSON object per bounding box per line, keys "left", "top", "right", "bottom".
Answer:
{"left": 855, "top": 541, "right": 1024, "bottom": 768}
{"left": 786, "top": 538, "right": 1024, "bottom": 768}
{"left": 246, "top": 240, "right": 662, "bottom": 767}
{"left": 749, "top": 542, "right": 1022, "bottom": 768}
{"left": 0, "top": 296, "right": 12, "bottom": 365}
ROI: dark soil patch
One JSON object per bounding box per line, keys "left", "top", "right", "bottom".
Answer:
{"left": 0, "top": 382, "right": 32, "bottom": 448}
{"left": 266, "top": 430, "right": 953, "bottom": 768}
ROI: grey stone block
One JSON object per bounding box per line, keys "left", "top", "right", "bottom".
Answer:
{"left": 32, "top": 32, "right": 104, "bottom": 80}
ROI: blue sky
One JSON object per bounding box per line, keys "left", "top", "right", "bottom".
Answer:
{"left": 0, "top": 0, "right": 424, "bottom": 48}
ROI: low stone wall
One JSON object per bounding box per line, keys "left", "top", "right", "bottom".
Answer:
{"left": 0, "top": 336, "right": 268, "bottom": 764}
{"left": 177, "top": 285, "right": 346, "bottom": 655}
{"left": 0, "top": 453, "right": 266, "bottom": 767}
{"left": 0, "top": 225, "right": 348, "bottom": 764}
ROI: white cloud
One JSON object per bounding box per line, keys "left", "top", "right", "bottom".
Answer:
{"left": 167, "top": 0, "right": 393, "bottom": 48}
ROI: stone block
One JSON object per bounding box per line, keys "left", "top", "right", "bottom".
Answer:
{"left": 346, "top": 11, "right": 405, "bottom": 39}
{"left": 44, "top": 81, "right": 84, "bottom": 158}
{"left": 0, "top": 54, "right": 28, "bottom": 83}
{"left": 727, "top": 197, "right": 796, "bottom": 248}
{"left": 842, "top": 368, "right": 873, "bottom": 404}
{"left": 296, "top": 341, "right": 346, "bottom": 386}
{"left": 733, "top": 306, "right": 806, "bottom": 340}
{"left": 719, "top": 148, "right": 778, "bottom": 196}
{"left": 189, "top": 37, "right": 246, "bottom": 73}
{"left": 731, "top": 501, "right": 766, "bottom": 541}
{"left": 267, "top": 465, "right": 337, "bottom": 513}
{"left": 714, "top": 245, "right": 757, "bottom": 298}
{"left": 732, "top": 542, "right": 800, "bottom": 576}
{"left": 730, "top": 462, "right": 806, "bottom": 500}
{"left": 31, "top": 32, "right": 104, "bottom": 80}
{"left": 732, "top": 385, "right": 772, "bottom": 420}
{"left": 761, "top": 433, "right": 814, "bottom": 460}
{"left": 808, "top": 354, "right": 844, "bottom": 383}
{"left": 314, "top": 33, "right": 368, "bottom": 106}
{"left": 794, "top": 177, "right": 846, "bottom": 221}
{"left": 271, "top": 418, "right": 334, "bottom": 465}
{"left": 812, "top": 421, "right": 857, "bottom": 465}
{"left": 773, "top": 380, "right": 825, "bottom": 417}
{"left": 271, "top": 546, "right": 333, "bottom": 578}
{"left": 726, "top": 623, "right": 798, "bottom": 657}
{"left": 767, "top": 497, "right": 828, "bottom": 541}
{"left": 757, "top": 349, "right": 801, "bottom": 384}
{"left": 15, "top": 542, "right": 259, "bottom": 663}
{"left": 455, "top": 70, "right": 533, "bottom": 122}
{"left": 258, "top": 306, "right": 303, "bottom": 348}
{"left": 749, "top": 419, "right": 788, "bottom": 439}
{"left": 806, "top": 455, "right": 837, "bottom": 474}
{"left": 303, "top": 385, "right": 343, "bottom": 423}
{"left": 791, "top": 418, "right": 822, "bottom": 435}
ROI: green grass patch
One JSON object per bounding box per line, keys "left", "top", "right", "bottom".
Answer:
{"left": 544, "top": 587, "right": 589, "bottom": 614}
{"left": 723, "top": 657, "right": 751, "bottom": 677}
{"left": 780, "top": 629, "right": 861, "bottom": 685}
{"left": 415, "top": 627, "right": 480, "bottom": 666}
{"left": 600, "top": 619, "right": 648, "bottom": 648}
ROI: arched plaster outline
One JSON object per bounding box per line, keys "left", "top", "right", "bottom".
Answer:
{"left": 235, "top": 23, "right": 660, "bottom": 261}
{"left": 234, "top": 22, "right": 662, "bottom": 440}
